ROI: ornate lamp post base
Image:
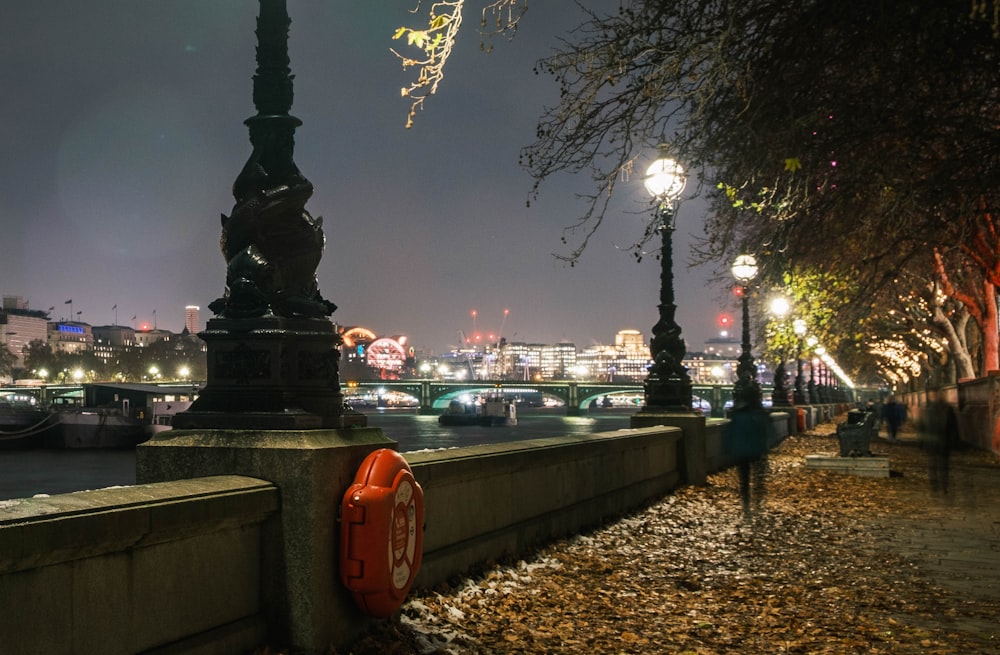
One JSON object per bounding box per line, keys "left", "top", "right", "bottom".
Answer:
{"left": 772, "top": 361, "right": 792, "bottom": 406}
{"left": 173, "top": 316, "right": 366, "bottom": 430}
{"left": 640, "top": 374, "right": 696, "bottom": 414}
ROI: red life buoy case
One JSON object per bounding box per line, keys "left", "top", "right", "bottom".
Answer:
{"left": 340, "top": 448, "right": 424, "bottom": 617}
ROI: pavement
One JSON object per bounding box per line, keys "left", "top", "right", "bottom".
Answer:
{"left": 868, "top": 424, "right": 1000, "bottom": 641}
{"left": 338, "top": 418, "right": 1000, "bottom": 654}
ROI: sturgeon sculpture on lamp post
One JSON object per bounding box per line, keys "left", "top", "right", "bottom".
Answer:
{"left": 174, "top": 0, "right": 361, "bottom": 429}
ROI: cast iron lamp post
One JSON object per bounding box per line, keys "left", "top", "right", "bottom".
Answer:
{"left": 731, "top": 254, "right": 760, "bottom": 406}
{"left": 768, "top": 295, "right": 792, "bottom": 407}
{"left": 806, "top": 335, "right": 819, "bottom": 401}
{"left": 172, "top": 0, "right": 358, "bottom": 430}
{"left": 792, "top": 318, "right": 809, "bottom": 404}
{"left": 639, "top": 153, "right": 691, "bottom": 412}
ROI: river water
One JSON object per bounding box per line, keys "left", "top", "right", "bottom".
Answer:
{"left": 0, "top": 408, "right": 635, "bottom": 500}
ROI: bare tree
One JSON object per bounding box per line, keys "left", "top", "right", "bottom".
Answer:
{"left": 516, "top": 0, "right": 1000, "bottom": 381}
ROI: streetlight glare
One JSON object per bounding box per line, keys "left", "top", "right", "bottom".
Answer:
{"left": 643, "top": 158, "right": 687, "bottom": 200}
{"left": 769, "top": 296, "right": 791, "bottom": 318}
{"left": 731, "top": 254, "right": 759, "bottom": 283}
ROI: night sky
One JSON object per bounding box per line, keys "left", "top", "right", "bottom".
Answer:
{"left": 0, "top": 1, "right": 724, "bottom": 354}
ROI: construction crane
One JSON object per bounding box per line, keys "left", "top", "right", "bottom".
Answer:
{"left": 492, "top": 309, "right": 510, "bottom": 379}
{"left": 455, "top": 330, "right": 476, "bottom": 379}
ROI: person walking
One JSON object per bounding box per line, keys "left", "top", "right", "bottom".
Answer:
{"left": 882, "top": 396, "right": 906, "bottom": 441}
{"left": 724, "top": 388, "right": 775, "bottom": 517}
{"left": 918, "top": 388, "right": 959, "bottom": 495}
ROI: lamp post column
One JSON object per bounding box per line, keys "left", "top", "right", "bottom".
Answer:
{"left": 734, "top": 286, "right": 759, "bottom": 405}
{"left": 631, "top": 153, "right": 706, "bottom": 484}
{"left": 171, "top": 0, "right": 358, "bottom": 430}
{"left": 793, "top": 319, "right": 809, "bottom": 404}
{"left": 643, "top": 204, "right": 693, "bottom": 410}
{"left": 731, "top": 255, "right": 760, "bottom": 407}
{"left": 768, "top": 296, "right": 791, "bottom": 407}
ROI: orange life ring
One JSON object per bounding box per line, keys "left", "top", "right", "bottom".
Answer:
{"left": 339, "top": 448, "right": 424, "bottom": 617}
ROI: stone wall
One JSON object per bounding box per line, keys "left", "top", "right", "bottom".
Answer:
{"left": 407, "top": 426, "right": 684, "bottom": 586}
{"left": 898, "top": 380, "right": 999, "bottom": 455}
{"left": 0, "top": 475, "right": 277, "bottom": 655}
{"left": 0, "top": 417, "right": 790, "bottom": 653}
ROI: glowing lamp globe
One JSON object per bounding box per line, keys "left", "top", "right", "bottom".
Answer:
{"left": 643, "top": 158, "right": 687, "bottom": 200}
{"left": 731, "top": 254, "right": 759, "bottom": 284}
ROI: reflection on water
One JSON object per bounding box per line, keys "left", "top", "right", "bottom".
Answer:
{"left": 0, "top": 408, "right": 636, "bottom": 500}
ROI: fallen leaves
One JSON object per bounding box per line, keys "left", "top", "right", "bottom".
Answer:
{"left": 337, "top": 428, "right": 1000, "bottom": 654}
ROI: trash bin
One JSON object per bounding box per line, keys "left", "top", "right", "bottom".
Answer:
{"left": 796, "top": 408, "right": 806, "bottom": 432}
{"left": 845, "top": 409, "right": 865, "bottom": 424}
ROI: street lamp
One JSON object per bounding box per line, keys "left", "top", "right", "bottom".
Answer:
{"left": 792, "top": 318, "right": 809, "bottom": 404}
{"left": 639, "top": 151, "right": 691, "bottom": 412}
{"left": 731, "top": 254, "right": 760, "bottom": 406}
{"left": 807, "top": 336, "right": 819, "bottom": 401}
{"left": 768, "top": 295, "right": 791, "bottom": 407}
{"left": 173, "top": 0, "right": 355, "bottom": 430}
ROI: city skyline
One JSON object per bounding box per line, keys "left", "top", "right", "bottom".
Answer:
{"left": 0, "top": 2, "right": 727, "bottom": 355}
{"left": 24, "top": 296, "right": 732, "bottom": 354}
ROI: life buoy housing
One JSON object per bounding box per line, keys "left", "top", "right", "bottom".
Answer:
{"left": 339, "top": 448, "right": 424, "bottom": 617}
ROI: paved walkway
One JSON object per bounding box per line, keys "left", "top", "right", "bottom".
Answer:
{"left": 340, "top": 422, "right": 1000, "bottom": 654}
{"left": 869, "top": 426, "right": 1000, "bottom": 642}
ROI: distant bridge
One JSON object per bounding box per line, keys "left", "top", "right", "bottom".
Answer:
{"left": 348, "top": 380, "right": 752, "bottom": 417}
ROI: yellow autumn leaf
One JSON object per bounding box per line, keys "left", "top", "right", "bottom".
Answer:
{"left": 407, "top": 30, "right": 427, "bottom": 48}
{"left": 784, "top": 157, "right": 802, "bottom": 172}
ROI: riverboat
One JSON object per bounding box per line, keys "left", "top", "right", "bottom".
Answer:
{"left": 0, "top": 382, "right": 199, "bottom": 448}
{"left": 42, "top": 407, "right": 147, "bottom": 449}
{"left": 147, "top": 400, "right": 194, "bottom": 435}
{"left": 0, "top": 408, "right": 58, "bottom": 449}
{"left": 438, "top": 393, "right": 517, "bottom": 427}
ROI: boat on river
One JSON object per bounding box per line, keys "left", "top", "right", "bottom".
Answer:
{"left": 0, "top": 382, "right": 199, "bottom": 449}
{"left": 438, "top": 393, "right": 517, "bottom": 427}
{"left": 42, "top": 407, "right": 147, "bottom": 449}
{"left": 0, "top": 408, "right": 59, "bottom": 449}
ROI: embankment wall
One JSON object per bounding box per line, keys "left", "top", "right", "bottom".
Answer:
{"left": 0, "top": 415, "right": 787, "bottom": 653}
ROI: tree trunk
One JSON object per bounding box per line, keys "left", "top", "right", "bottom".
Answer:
{"left": 982, "top": 279, "right": 999, "bottom": 374}
{"left": 932, "top": 304, "right": 976, "bottom": 380}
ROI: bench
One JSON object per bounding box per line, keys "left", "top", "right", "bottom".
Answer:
{"left": 835, "top": 410, "right": 878, "bottom": 457}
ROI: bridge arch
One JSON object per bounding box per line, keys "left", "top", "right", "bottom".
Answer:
{"left": 350, "top": 380, "right": 646, "bottom": 415}
{"left": 347, "top": 380, "right": 774, "bottom": 417}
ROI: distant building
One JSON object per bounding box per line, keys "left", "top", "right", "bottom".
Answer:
{"left": 499, "top": 342, "right": 542, "bottom": 381}
{"left": 577, "top": 329, "right": 650, "bottom": 382}
{"left": 184, "top": 305, "right": 200, "bottom": 334}
{"left": 92, "top": 325, "right": 137, "bottom": 367}
{"left": 0, "top": 296, "right": 49, "bottom": 367}
{"left": 703, "top": 331, "right": 741, "bottom": 357}
{"left": 684, "top": 353, "right": 738, "bottom": 385}
{"left": 135, "top": 328, "right": 172, "bottom": 348}
{"left": 539, "top": 342, "right": 577, "bottom": 379}
{"left": 48, "top": 322, "right": 94, "bottom": 355}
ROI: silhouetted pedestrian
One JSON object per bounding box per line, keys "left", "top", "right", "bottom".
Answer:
{"left": 882, "top": 396, "right": 906, "bottom": 441}
{"left": 918, "top": 390, "right": 959, "bottom": 495}
{"left": 724, "top": 389, "right": 775, "bottom": 517}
